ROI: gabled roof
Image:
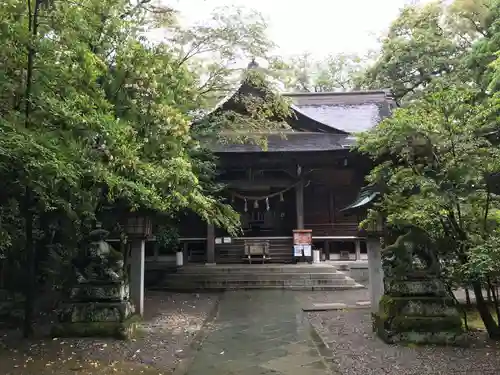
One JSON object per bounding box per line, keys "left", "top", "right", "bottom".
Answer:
{"left": 196, "top": 61, "right": 396, "bottom": 153}
{"left": 286, "top": 90, "right": 396, "bottom": 134}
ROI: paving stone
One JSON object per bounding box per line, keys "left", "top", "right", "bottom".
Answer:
{"left": 185, "top": 290, "right": 332, "bottom": 375}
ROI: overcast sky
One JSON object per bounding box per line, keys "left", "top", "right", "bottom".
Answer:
{"left": 169, "top": 0, "right": 427, "bottom": 59}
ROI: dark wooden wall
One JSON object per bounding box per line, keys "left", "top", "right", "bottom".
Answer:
{"left": 173, "top": 151, "right": 369, "bottom": 239}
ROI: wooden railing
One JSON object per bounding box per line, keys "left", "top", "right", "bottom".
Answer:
{"left": 305, "top": 222, "right": 360, "bottom": 236}
{"left": 215, "top": 237, "right": 294, "bottom": 264}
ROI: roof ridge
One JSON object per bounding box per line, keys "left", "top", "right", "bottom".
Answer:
{"left": 284, "top": 89, "right": 393, "bottom": 97}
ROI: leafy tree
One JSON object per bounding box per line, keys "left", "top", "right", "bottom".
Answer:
{"left": 360, "top": 0, "right": 500, "bottom": 103}
{"left": 279, "top": 51, "right": 374, "bottom": 92}
{"left": 164, "top": 5, "right": 275, "bottom": 106}
{"left": 0, "top": 0, "right": 262, "bottom": 336}
{"left": 356, "top": 84, "right": 500, "bottom": 338}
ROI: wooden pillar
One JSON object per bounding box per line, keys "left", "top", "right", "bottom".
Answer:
{"left": 206, "top": 223, "right": 215, "bottom": 264}
{"left": 295, "top": 180, "right": 304, "bottom": 229}
{"left": 130, "top": 239, "right": 145, "bottom": 316}
{"left": 355, "top": 240, "right": 361, "bottom": 261}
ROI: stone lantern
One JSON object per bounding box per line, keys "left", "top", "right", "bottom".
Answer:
{"left": 361, "top": 214, "right": 386, "bottom": 315}
{"left": 123, "top": 212, "right": 152, "bottom": 316}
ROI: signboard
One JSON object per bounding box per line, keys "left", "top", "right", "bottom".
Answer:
{"left": 293, "top": 230, "right": 312, "bottom": 245}
{"left": 303, "top": 244, "right": 312, "bottom": 257}
{"left": 293, "top": 229, "right": 312, "bottom": 258}
{"left": 294, "top": 245, "right": 303, "bottom": 257}
{"left": 294, "top": 244, "right": 312, "bottom": 257}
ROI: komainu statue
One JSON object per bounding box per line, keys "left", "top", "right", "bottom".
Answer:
{"left": 74, "top": 225, "right": 125, "bottom": 283}
{"left": 373, "top": 224, "right": 467, "bottom": 346}
{"left": 381, "top": 226, "right": 441, "bottom": 278}
{"left": 52, "top": 223, "right": 137, "bottom": 339}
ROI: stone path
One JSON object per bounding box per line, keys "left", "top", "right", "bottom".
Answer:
{"left": 185, "top": 290, "right": 335, "bottom": 375}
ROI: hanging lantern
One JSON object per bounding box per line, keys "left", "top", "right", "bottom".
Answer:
{"left": 266, "top": 197, "right": 270, "bottom": 211}
{"left": 254, "top": 200, "right": 259, "bottom": 209}
{"left": 244, "top": 198, "right": 248, "bottom": 212}
{"left": 280, "top": 193, "right": 284, "bottom": 202}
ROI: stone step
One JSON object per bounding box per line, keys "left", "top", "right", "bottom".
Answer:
{"left": 161, "top": 278, "right": 358, "bottom": 285}
{"left": 156, "top": 275, "right": 363, "bottom": 291}
{"left": 151, "top": 263, "right": 364, "bottom": 291}
{"left": 164, "top": 272, "right": 351, "bottom": 281}
{"left": 175, "top": 266, "right": 340, "bottom": 274}
{"left": 155, "top": 281, "right": 363, "bottom": 291}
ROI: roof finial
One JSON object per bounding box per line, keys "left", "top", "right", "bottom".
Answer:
{"left": 247, "top": 58, "right": 259, "bottom": 69}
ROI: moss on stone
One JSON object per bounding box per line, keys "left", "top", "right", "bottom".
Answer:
{"left": 379, "top": 295, "right": 457, "bottom": 317}
{"left": 51, "top": 314, "right": 141, "bottom": 340}
{"left": 373, "top": 312, "right": 466, "bottom": 345}
{"left": 390, "top": 315, "right": 463, "bottom": 333}
{"left": 384, "top": 278, "right": 447, "bottom": 297}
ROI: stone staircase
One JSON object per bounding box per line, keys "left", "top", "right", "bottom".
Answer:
{"left": 152, "top": 264, "right": 364, "bottom": 291}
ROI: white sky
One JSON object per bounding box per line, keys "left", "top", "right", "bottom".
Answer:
{"left": 169, "top": 0, "right": 428, "bottom": 59}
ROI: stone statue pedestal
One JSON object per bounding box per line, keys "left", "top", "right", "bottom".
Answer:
{"left": 52, "top": 227, "right": 138, "bottom": 339}
{"left": 372, "top": 228, "right": 467, "bottom": 346}
{"left": 53, "top": 281, "right": 137, "bottom": 340}
{"left": 373, "top": 273, "right": 466, "bottom": 345}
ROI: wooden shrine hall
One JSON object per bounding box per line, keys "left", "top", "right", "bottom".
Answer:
{"left": 151, "top": 68, "right": 395, "bottom": 266}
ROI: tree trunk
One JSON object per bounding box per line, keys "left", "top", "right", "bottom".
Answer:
{"left": 497, "top": 285, "right": 500, "bottom": 323}
{"left": 486, "top": 285, "right": 492, "bottom": 303}
{"left": 465, "top": 288, "right": 471, "bottom": 306}
{"left": 22, "top": 0, "right": 42, "bottom": 338}
{"left": 472, "top": 281, "right": 500, "bottom": 339}
{"left": 23, "top": 191, "right": 36, "bottom": 338}
{"left": 490, "top": 282, "right": 500, "bottom": 324}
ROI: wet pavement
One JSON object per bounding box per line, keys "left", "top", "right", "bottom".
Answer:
{"left": 185, "top": 290, "right": 335, "bottom": 375}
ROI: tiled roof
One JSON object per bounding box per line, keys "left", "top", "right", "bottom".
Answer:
{"left": 212, "top": 132, "right": 355, "bottom": 153}
{"left": 203, "top": 89, "right": 395, "bottom": 153}
{"left": 286, "top": 90, "right": 394, "bottom": 134}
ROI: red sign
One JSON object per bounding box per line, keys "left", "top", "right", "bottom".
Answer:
{"left": 293, "top": 229, "right": 312, "bottom": 245}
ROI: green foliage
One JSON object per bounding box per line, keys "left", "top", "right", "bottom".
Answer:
{"left": 0, "top": 0, "right": 286, "bottom": 334}
{"left": 279, "top": 51, "right": 374, "bottom": 92}
{"left": 155, "top": 225, "right": 180, "bottom": 252}
{"left": 194, "top": 66, "right": 292, "bottom": 149}
{"left": 165, "top": 5, "right": 275, "bottom": 106}
{"left": 356, "top": 83, "right": 500, "bottom": 337}
{"left": 360, "top": 0, "right": 500, "bottom": 103}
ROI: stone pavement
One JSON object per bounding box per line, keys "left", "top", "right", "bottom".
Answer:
{"left": 185, "top": 290, "right": 336, "bottom": 375}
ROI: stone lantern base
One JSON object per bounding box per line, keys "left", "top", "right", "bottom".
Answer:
{"left": 373, "top": 275, "right": 467, "bottom": 346}
{"left": 52, "top": 281, "right": 138, "bottom": 340}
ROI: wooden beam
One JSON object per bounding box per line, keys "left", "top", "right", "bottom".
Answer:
{"left": 223, "top": 178, "right": 298, "bottom": 190}
{"left": 295, "top": 180, "right": 304, "bottom": 229}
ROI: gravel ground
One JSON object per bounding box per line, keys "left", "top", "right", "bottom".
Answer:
{"left": 0, "top": 291, "right": 220, "bottom": 375}
{"left": 309, "top": 309, "right": 500, "bottom": 375}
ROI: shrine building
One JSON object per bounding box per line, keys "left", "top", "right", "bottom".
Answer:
{"left": 145, "top": 66, "right": 395, "bottom": 267}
